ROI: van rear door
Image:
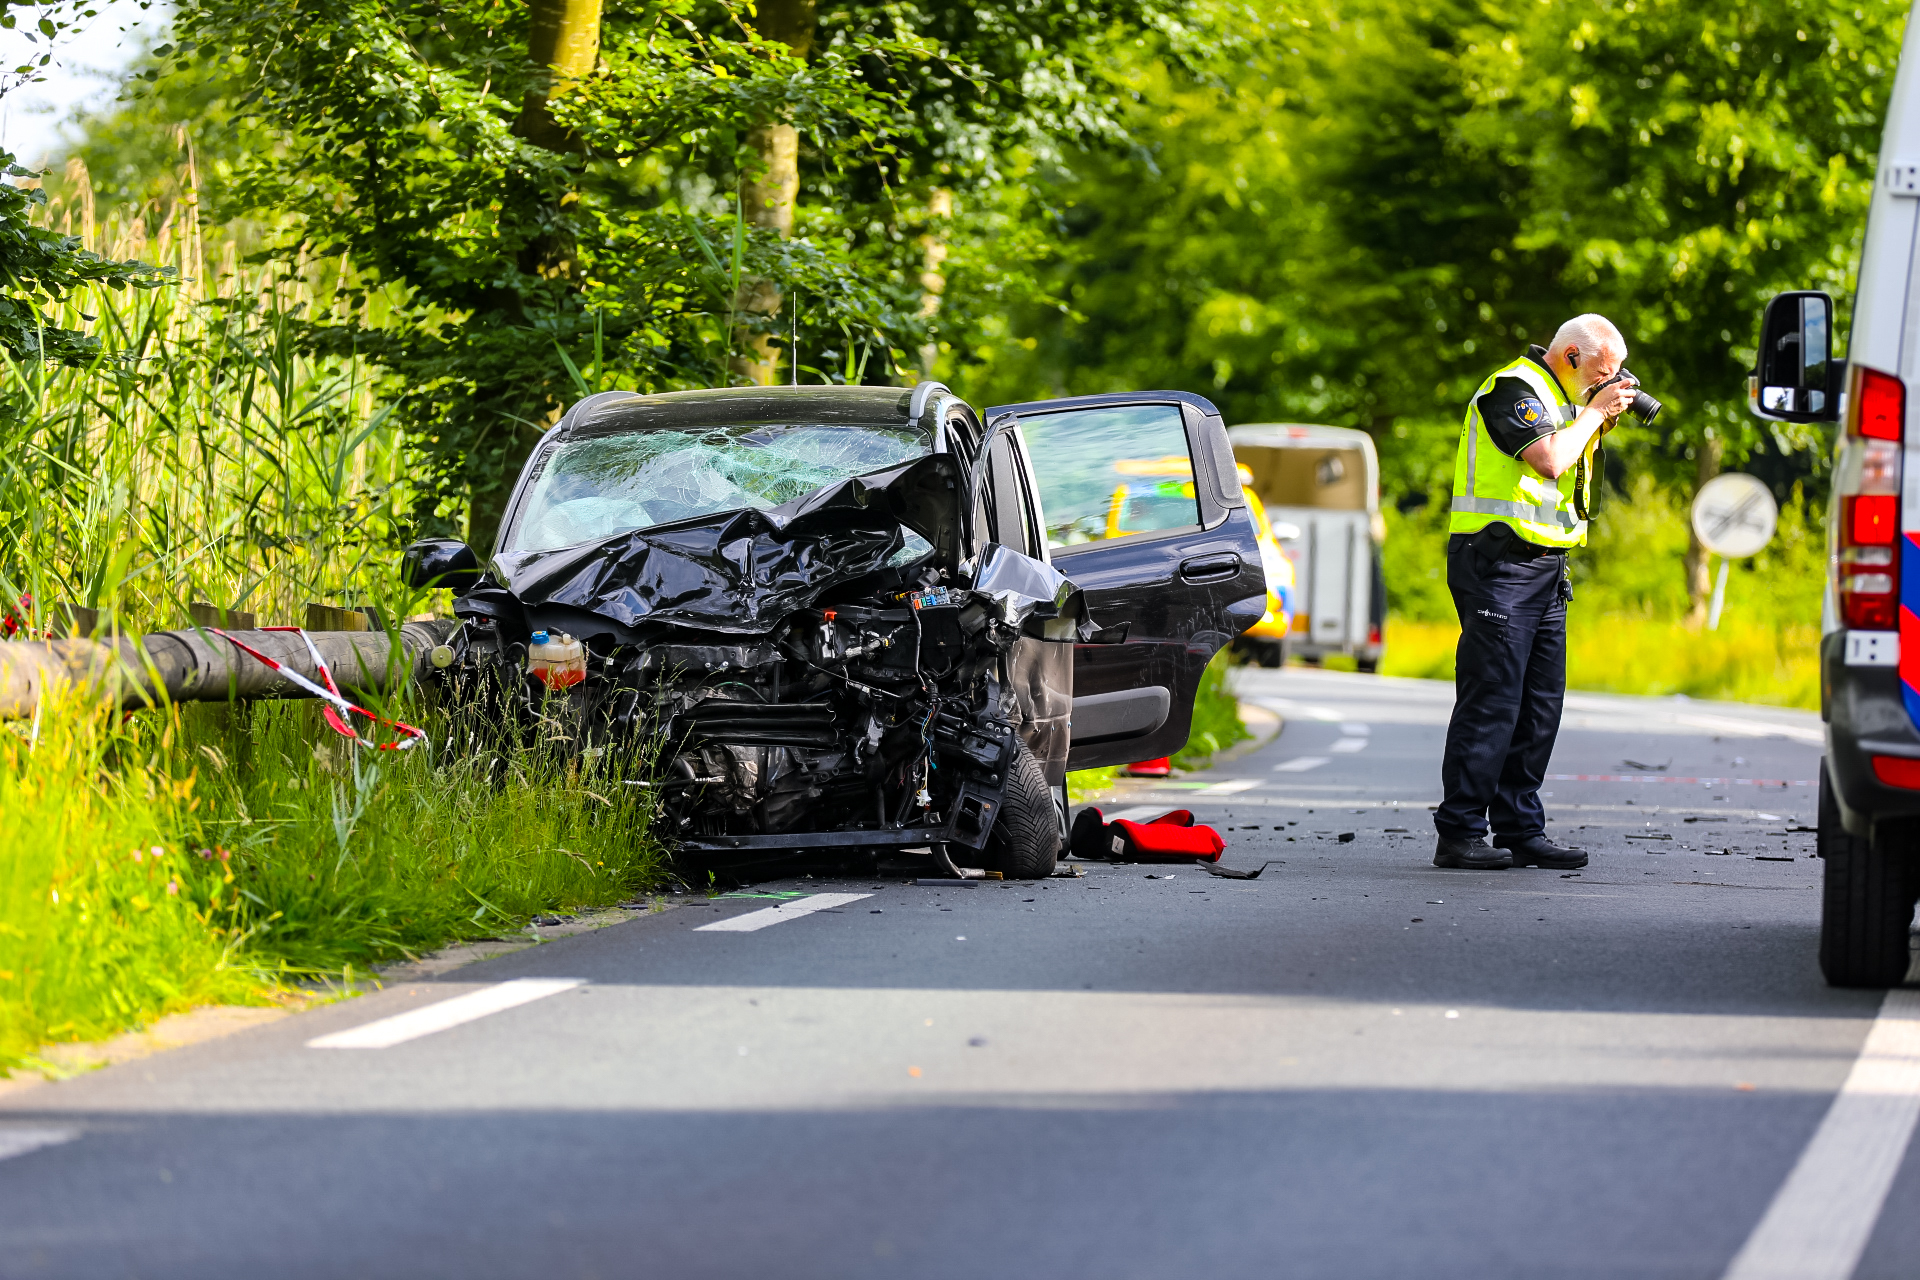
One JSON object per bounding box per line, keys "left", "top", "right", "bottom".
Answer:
{"left": 983, "top": 391, "right": 1268, "bottom": 770}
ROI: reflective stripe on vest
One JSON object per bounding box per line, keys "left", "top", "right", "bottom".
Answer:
{"left": 1449, "top": 495, "right": 1580, "bottom": 530}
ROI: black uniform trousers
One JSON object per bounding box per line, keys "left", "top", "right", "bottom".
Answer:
{"left": 1434, "top": 527, "right": 1572, "bottom": 844}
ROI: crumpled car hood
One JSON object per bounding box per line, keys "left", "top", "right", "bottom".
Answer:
{"left": 473, "top": 453, "right": 967, "bottom": 637}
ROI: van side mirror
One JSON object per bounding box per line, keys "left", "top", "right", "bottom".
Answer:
{"left": 402, "top": 538, "right": 482, "bottom": 593}
{"left": 1751, "top": 291, "right": 1839, "bottom": 423}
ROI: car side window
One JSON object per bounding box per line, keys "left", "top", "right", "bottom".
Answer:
{"left": 1014, "top": 404, "right": 1198, "bottom": 548}
{"left": 985, "top": 432, "right": 1039, "bottom": 556}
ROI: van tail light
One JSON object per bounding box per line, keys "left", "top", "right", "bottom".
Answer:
{"left": 1872, "top": 755, "right": 1920, "bottom": 790}
{"left": 1367, "top": 624, "right": 1382, "bottom": 648}
{"left": 1838, "top": 367, "right": 1904, "bottom": 630}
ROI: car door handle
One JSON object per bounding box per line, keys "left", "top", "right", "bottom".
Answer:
{"left": 1179, "top": 553, "right": 1241, "bottom": 581}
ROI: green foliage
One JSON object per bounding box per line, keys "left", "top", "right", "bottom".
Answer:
{"left": 0, "top": 149, "right": 167, "bottom": 373}
{"left": 1, "top": 691, "right": 660, "bottom": 1072}
{"left": 951, "top": 0, "right": 1902, "bottom": 506}
{"left": 1171, "top": 648, "right": 1251, "bottom": 768}
{"left": 177, "top": 700, "right": 659, "bottom": 975}
{"left": 0, "top": 211, "right": 409, "bottom": 627}
{"left": 1382, "top": 498, "right": 1453, "bottom": 623}
{"left": 131, "top": 0, "right": 1190, "bottom": 540}
{"left": 0, "top": 690, "right": 259, "bottom": 1070}
{"left": 1380, "top": 479, "right": 1828, "bottom": 706}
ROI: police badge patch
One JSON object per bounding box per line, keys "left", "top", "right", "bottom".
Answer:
{"left": 1516, "top": 396, "right": 1547, "bottom": 426}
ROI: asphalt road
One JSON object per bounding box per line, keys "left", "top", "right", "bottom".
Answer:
{"left": 5, "top": 669, "right": 1916, "bottom": 1280}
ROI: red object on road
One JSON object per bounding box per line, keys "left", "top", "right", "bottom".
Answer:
{"left": 1070, "top": 806, "right": 1225, "bottom": 863}
{"left": 1124, "top": 757, "right": 1173, "bottom": 777}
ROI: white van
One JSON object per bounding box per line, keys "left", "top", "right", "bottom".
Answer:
{"left": 1750, "top": 4, "right": 1920, "bottom": 985}
{"left": 1227, "top": 424, "right": 1387, "bottom": 671}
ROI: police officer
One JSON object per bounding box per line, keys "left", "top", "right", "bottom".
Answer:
{"left": 1433, "top": 314, "right": 1640, "bottom": 871}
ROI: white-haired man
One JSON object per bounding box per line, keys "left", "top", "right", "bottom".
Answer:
{"left": 1432, "top": 315, "right": 1640, "bottom": 871}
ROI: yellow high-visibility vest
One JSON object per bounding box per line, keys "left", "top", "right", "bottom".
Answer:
{"left": 1449, "top": 355, "right": 1591, "bottom": 549}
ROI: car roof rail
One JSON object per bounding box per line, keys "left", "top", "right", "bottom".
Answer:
{"left": 910, "top": 380, "right": 953, "bottom": 431}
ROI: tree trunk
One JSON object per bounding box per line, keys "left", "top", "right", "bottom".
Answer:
{"left": 1684, "top": 434, "right": 1723, "bottom": 627}
{"left": 516, "top": 0, "right": 604, "bottom": 153}
{"left": 916, "top": 187, "right": 953, "bottom": 376}
{"left": 729, "top": 0, "right": 816, "bottom": 386}
{"left": 731, "top": 124, "right": 799, "bottom": 385}
{"left": 477, "top": 0, "right": 604, "bottom": 543}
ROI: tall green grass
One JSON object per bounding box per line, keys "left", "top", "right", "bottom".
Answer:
{"left": 0, "top": 158, "right": 410, "bottom": 633}
{"left": 0, "top": 162, "right": 667, "bottom": 1072}
{"left": 1379, "top": 474, "right": 1826, "bottom": 709}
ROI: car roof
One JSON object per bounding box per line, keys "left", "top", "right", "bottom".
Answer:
{"left": 1226, "top": 423, "right": 1378, "bottom": 455}
{"left": 559, "top": 385, "right": 917, "bottom": 438}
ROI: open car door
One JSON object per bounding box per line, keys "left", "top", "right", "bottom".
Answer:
{"left": 984, "top": 391, "right": 1268, "bottom": 770}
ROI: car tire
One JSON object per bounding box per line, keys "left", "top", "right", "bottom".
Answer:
{"left": 1356, "top": 654, "right": 1380, "bottom": 674}
{"left": 1819, "top": 761, "right": 1918, "bottom": 988}
{"left": 986, "top": 742, "right": 1059, "bottom": 880}
{"left": 1257, "top": 641, "right": 1283, "bottom": 669}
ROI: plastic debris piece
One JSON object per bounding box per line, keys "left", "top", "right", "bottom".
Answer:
{"left": 1337, "top": 832, "right": 1355, "bottom": 843}
{"left": 1202, "top": 860, "right": 1282, "bottom": 880}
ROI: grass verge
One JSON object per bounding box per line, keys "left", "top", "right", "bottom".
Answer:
{"left": 2, "top": 693, "right": 663, "bottom": 1073}
{"left": 1380, "top": 614, "right": 1819, "bottom": 710}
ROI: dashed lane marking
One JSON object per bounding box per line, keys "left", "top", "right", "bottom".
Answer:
{"left": 0, "top": 1128, "right": 78, "bottom": 1163}
{"left": 1198, "top": 778, "right": 1261, "bottom": 794}
{"left": 1340, "top": 723, "right": 1370, "bottom": 736}
{"left": 308, "top": 978, "right": 586, "bottom": 1049}
{"left": 1110, "top": 806, "right": 1173, "bottom": 821}
{"left": 1720, "top": 989, "right": 1920, "bottom": 1280}
{"left": 1330, "top": 737, "right": 1369, "bottom": 754}
{"left": 1273, "top": 756, "right": 1330, "bottom": 773}
{"left": 694, "top": 892, "right": 873, "bottom": 933}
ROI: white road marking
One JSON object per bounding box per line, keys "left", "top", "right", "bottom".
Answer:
{"left": 308, "top": 978, "right": 586, "bottom": 1049}
{"left": 1720, "top": 989, "right": 1920, "bottom": 1280}
{"left": 1110, "top": 806, "right": 1172, "bottom": 821}
{"left": 1677, "top": 712, "right": 1826, "bottom": 745}
{"left": 1331, "top": 737, "right": 1369, "bottom": 754}
{"left": 1340, "top": 723, "right": 1370, "bottom": 736}
{"left": 1273, "top": 756, "right": 1330, "bottom": 772}
{"left": 695, "top": 892, "right": 873, "bottom": 933}
{"left": 1252, "top": 699, "right": 1346, "bottom": 722}
{"left": 1199, "top": 778, "right": 1261, "bottom": 794}
{"left": 0, "top": 1128, "right": 77, "bottom": 1162}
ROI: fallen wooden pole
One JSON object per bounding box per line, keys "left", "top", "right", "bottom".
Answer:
{"left": 0, "top": 620, "right": 460, "bottom": 719}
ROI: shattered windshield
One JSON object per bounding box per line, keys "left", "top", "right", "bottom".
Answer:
{"left": 506, "top": 420, "right": 934, "bottom": 552}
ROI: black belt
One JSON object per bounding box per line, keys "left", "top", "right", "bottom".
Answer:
{"left": 1450, "top": 528, "right": 1566, "bottom": 563}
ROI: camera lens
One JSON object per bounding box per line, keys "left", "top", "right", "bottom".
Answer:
{"left": 1629, "top": 390, "right": 1662, "bottom": 426}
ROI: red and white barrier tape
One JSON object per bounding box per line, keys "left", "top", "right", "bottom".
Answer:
{"left": 209, "top": 626, "right": 427, "bottom": 751}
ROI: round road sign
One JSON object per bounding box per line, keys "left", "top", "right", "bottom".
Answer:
{"left": 1690, "top": 472, "right": 1778, "bottom": 558}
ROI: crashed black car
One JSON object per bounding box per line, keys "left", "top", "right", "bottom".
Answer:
{"left": 402, "top": 382, "right": 1267, "bottom": 879}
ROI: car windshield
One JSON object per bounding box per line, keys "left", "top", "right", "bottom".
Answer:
{"left": 506, "top": 420, "right": 933, "bottom": 552}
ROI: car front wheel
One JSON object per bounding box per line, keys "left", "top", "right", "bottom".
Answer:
{"left": 1819, "top": 761, "right": 1918, "bottom": 988}
{"left": 985, "top": 742, "right": 1060, "bottom": 880}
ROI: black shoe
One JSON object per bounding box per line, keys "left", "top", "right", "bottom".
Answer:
{"left": 1433, "top": 836, "right": 1511, "bottom": 870}
{"left": 1497, "top": 834, "right": 1588, "bottom": 869}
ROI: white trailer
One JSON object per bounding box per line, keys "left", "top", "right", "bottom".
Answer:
{"left": 1227, "top": 423, "right": 1387, "bottom": 672}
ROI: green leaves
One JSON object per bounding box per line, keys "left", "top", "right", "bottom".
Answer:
{"left": 956, "top": 0, "right": 1905, "bottom": 501}
{"left": 0, "top": 150, "right": 169, "bottom": 377}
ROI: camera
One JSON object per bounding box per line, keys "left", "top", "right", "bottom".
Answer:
{"left": 1586, "top": 368, "right": 1663, "bottom": 426}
